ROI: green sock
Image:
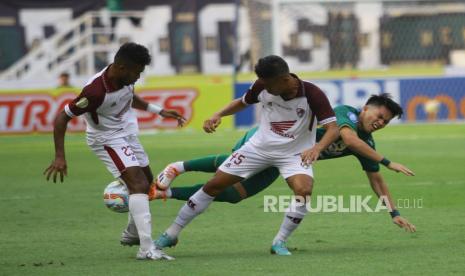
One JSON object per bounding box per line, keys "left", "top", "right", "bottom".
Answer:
{"left": 184, "top": 154, "right": 229, "bottom": 173}
{"left": 241, "top": 167, "right": 280, "bottom": 197}
{"left": 171, "top": 183, "right": 242, "bottom": 204}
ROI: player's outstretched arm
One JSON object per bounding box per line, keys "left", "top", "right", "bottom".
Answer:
{"left": 366, "top": 171, "right": 416, "bottom": 233}
{"left": 203, "top": 98, "right": 247, "bottom": 133}
{"left": 132, "top": 94, "right": 186, "bottom": 126}
{"left": 340, "top": 127, "right": 414, "bottom": 176}
{"left": 386, "top": 162, "right": 415, "bottom": 176}
{"left": 44, "top": 111, "right": 72, "bottom": 183}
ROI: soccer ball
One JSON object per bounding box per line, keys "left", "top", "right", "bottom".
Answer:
{"left": 103, "top": 180, "right": 129, "bottom": 213}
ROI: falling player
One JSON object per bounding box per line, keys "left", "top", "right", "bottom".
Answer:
{"left": 150, "top": 95, "right": 416, "bottom": 248}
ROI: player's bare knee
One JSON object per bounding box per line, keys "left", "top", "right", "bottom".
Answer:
{"left": 293, "top": 183, "right": 313, "bottom": 197}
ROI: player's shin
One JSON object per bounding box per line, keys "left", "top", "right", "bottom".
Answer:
{"left": 166, "top": 189, "right": 214, "bottom": 238}
{"left": 273, "top": 199, "right": 309, "bottom": 244}
{"left": 128, "top": 194, "right": 153, "bottom": 251}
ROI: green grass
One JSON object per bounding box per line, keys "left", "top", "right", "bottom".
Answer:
{"left": 1, "top": 124, "right": 465, "bottom": 275}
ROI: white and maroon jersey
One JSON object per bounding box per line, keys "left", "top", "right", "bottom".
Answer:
{"left": 242, "top": 74, "right": 336, "bottom": 157}
{"left": 64, "top": 66, "right": 138, "bottom": 144}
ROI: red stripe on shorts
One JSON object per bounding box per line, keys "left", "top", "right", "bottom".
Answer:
{"left": 104, "top": 145, "right": 126, "bottom": 172}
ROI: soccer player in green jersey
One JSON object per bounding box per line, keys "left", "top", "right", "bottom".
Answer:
{"left": 144, "top": 94, "right": 415, "bottom": 254}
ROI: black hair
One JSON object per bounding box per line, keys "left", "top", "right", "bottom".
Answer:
{"left": 366, "top": 93, "right": 403, "bottom": 119}
{"left": 254, "top": 55, "right": 289, "bottom": 78}
{"left": 114, "top": 42, "right": 151, "bottom": 66}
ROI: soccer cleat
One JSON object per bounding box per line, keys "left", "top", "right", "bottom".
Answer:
{"left": 136, "top": 246, "right": 175, "bottom": 261}
{"left": 156, "top": 164, "right": 180, "bottom": 190}
{"left": 120, "top": 230, "right": 140, "bottom": 246}
{"left": 270, "top": 240, "right": 292, "bottom": 256}
{"left": 154, "top": 232, "right": 178, "bottom": 249}
{"left": 148, "top": 183, "right": 168, "bottom": 201}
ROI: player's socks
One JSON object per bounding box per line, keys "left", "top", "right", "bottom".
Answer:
{"left": 170, "top": 185, "right": 202, "bottom": 200}
{"left": 125, "top": 213, "right": 138, "bottom": 236}
{"left": 171, "top": 184, "right": 242, "bottom": 203}
{"left": 183, "top": 154, "right": 228, "bottom": 172}
{"left": 169, "top": 161, "right": 185, "bottom": 174}
{"left": 129, "top": 194, "right": 153, "bottom": 251}
{"left": 168, "top": 189, "right": 214, "bottom": 237}
{"left": 241, "top": 167, "right": 279, "bottom": 198}
{"left": 215, "top": 186, "right": 242, "bottom": 203}
{"left": 272, "top": 199, "right": 308, "bottom": 244}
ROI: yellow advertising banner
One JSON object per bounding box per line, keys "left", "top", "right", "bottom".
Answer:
{"left": 0, "top": 76, "right": 233, "bottom": 134}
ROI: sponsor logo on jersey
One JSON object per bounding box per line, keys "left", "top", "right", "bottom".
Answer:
{"left": 348, "top": 112, "right": 358, "bottom": 123}
{"left": 270, "top": 120, "right": 296, "bottom": 139}
{"left": 296, "top": 108, "right": 305, "bottom": 118}
{"left": 76, "top": 97, "right": 89, "bottom": 108}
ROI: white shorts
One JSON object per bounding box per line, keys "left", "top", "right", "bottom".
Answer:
{"left": 218, "top": 143, "right": 313, "bottom": 180}
{"left": 89, "top": 135, "right": 149, "bottom": 178}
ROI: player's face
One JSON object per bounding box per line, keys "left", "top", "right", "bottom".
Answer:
{"left": 261, "top": 75, "right": 292, "bottom": 95}
{"left": 360, "top": 105, "right": 393, "bottom": 133}
{"left": 118, "top": 63, "right": 145, "bottom": 86}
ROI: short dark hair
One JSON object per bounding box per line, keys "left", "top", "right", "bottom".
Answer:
{"left": 366, "top": 93, "right": 403, "bottom": 119}
{"left": 254, "top": 55, "right": 289, "bottom": 78}
{"left": 114, "top": 42, "right": 151, "bottom": 66}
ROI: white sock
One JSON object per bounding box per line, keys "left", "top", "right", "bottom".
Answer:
{"left": 125, "top": 213, "right": 138, "bottom": 237}
{"left": 273, "top": 199, "right": 308, "bottom": 244}
{"left": 129, "top": 194, "right": 153, "bottom": 251}
{"left": 166, "top": 189, "right": 214, "bottom": 238}
{"left": 165, "top": 188, "right": 172, "bottom": 198}
{"left": 172, "top": 161, "right": 185, "bottom": 173}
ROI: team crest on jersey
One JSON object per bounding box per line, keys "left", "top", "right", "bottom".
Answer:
{"left": 296, "top": 108, "right": 305, "bottom": 118}
{"left": 76, "top": 97, "right": 89, "bottom": 108}
{"left": 348, "top": 112, "right": 358, "bottom": 123}
{"left": 270, "top": 120, "right": 296, "bottom": 139}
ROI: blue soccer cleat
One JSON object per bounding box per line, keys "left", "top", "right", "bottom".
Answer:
{"left": 154, "top": 232, "right": 178, "bottom": 249}
{"left": 270, "top": 240, "right": 292, "bottom": 256}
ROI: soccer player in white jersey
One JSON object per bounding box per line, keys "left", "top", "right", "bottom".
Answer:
{"left": 44, "top": 43, "right": 185, "bottom": 261}
{"left": 154, "top": 55, "right": 339, "bottom": 256}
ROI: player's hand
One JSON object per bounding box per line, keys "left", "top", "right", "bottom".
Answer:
{"left": 159, "top": 109, "right": 186, "bottom": 127}
{"left": 44, "top": 157, "right": 68, "bottom": 183}
{"left": 392, "top": 216, "right": 416, "bottom": 232}
{"left": 203, "top": 114, "right": 221, "bottom": 133}
{"left": 300, "top": 145, "right": 322, "bottom": 167}
{"left": 387, "top": 162, "right": 415, "bottom": 176}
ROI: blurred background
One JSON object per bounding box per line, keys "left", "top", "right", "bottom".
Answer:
{"left": 1, "top": 0, "right": 465, "bottom": 134}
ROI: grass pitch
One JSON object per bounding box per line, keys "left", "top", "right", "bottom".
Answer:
{"left": 1, "top": 123, "right": 465, "bottom": 275}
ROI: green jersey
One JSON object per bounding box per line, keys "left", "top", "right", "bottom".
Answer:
{"left": 233, "top": 105, "right": 379, "bottom": 172}
{"left": 317, "top": 105, "right": 379, "bottom": 172}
